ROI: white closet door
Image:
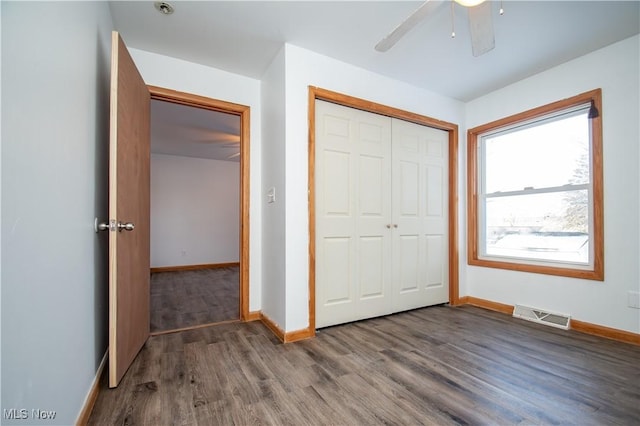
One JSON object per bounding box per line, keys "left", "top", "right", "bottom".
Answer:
{"left": 315, "top": 100, "right": 393, "bottom": 328}
{"left": 391, "top": 118, "right": 449, "bottom": 311}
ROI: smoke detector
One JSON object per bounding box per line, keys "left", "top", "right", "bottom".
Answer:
{"left": 154, "top": 2, "right": 174, "bottom": 15}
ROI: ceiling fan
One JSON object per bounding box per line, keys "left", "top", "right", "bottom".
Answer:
{"left": 202, "top": 136, "right": 241, "bottom": 161}
{"left": 178, "top": 125, "right": 241, "bottom": 160}
{"left": 198, "top": 132, "right": 241, "bottom": 160}
{"left": 375, "top": 0, "right": 501, "bottom": 57}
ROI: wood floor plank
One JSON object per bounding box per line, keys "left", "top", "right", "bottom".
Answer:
{"left": 455, "top": 336, "right": 619, "bottom": 416}
{"left": 89, "top": 305, "right": 640, "bottom": 425}
{"left": 431, "top": 342, "right": 582, "bottom": 423}
{"left": 183, "top": 341, "right": 221, "bottom": 421}
{"left": 286, "top": 385, "right": 341, "bottom": 425}
{"left": 310, "top": 379, "right": 381, "bottom": 424}
{"left": 159, "top": 350, "right": 195, "bottom": 426}
{"left": 402, "top": 347, "right": 563, "bottom": 424}
{"left": 349, "top": 358, "right": 462, "bottom": 425}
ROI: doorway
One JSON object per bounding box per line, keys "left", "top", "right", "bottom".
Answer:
{"left": 148, "top": 86, "right": 251, "bottom": 334}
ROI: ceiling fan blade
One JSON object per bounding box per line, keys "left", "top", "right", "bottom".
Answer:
{"left": 467, "top": 1, "right": 495, "bottom": 57}
{"left": 171, "top": 125, "right": 240, "bottom": 140}
{"left": 375, "top": 0, "right": 444, "bottom": 52}
{"left": 193, "top": 137, "right": 240, "bottom": 144}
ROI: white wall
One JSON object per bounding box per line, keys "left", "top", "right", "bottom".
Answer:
{"left": 260, "top": 47, "right": 288, "bottom": 327}
{"left": 464, "top": 35, "right": 640, "bottom": 333}
{"left": 150, "top": 154, "right": 240, "bottom": 267}
{"left": 0, "top": 1, "right": 4, "bottom": 408}
{"left": 1, "top": 2, "right": 113, "bottom": 424}
{"left": 278, "top": 44, "right": 466, "bottom": 331}
{"left": 129, "top": 48, "right": 262, "bottom": 312}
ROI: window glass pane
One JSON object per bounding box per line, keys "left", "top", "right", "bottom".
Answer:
{"left": 484, "top": 111, "right": 590, "bottom": 194}
{"left": 484, "top": 190, "right": 589, "bottom": 264}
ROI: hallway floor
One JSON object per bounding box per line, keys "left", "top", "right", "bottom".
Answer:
{"left": 150, "top": 266, "right": 239, "bottom": 333}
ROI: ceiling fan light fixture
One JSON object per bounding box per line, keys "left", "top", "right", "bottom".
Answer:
{"left": 454, "top": 0, "right": 486, "bottom": 7}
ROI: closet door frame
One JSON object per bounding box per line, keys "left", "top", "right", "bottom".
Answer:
{"left": 308, "top": 87, "right": 460, "bottom": 331}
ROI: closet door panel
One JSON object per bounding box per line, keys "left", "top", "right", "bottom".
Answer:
{"left": 399, "top": 160, "right": 420, "bottom": 216}
{"left": 392, "top": 119, "right": 449, "bottom": 310}
{"left": 358, "top": 236, "right": 385, "bottom": 298}
{"left": 393, "top": 148, "right": 423, "bottom": 311}
{"left": 355, "top": 108, "right": 393, "bottom": 319}
{"left": 316, "top": 102, "right": 357, "bottom": 327}
{"left": 316, "top": 100, "right": 392, "bottom": 328}
{"left": 398, "top": 234, "right": 420, "bottom": 293}
{"left": 426, "top": 235, "right": 445, "bottom": 288}
{"left": 422, "top": 126, "right": 449, "bottom": 304}
{"left": 317, "top": 236, "right": 355, "bottom": 325}
{"left": 322, "top": 150, "right": 351, "bottom": 216}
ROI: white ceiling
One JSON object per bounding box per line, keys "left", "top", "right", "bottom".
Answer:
{"left": 151, "top": 100, "right": 241, "bottom": 162}
{"left": 113, "top": 1, "right": 639, "bottom": 160}
{"left": 110, "top": 0, "right": 638, "bottom": 102}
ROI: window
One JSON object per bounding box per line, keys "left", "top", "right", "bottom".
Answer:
{"left": 467, "top": 89, "right": 603, "bottom": 280}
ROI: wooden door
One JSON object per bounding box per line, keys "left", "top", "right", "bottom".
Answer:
{"left": 391, "top": 119, "right": 449, "bottom": 311}
{"left": 108, "top": 31, "right": 151, "bottom": 388}
{"left": 315, "top": 100, "right": 393, "bottom": 328}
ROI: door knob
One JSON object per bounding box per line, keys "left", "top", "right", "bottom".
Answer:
{"left": 117, "top": 222, "right": 135, "bottom": 232}
{"left": 95, "top": 218, "right": 114, "bottom": 233}
{"left": 94, "top": 218, "right": 135, "bottom": 232}
{"left": 96, "top": 222, "right": 110, "bottom": 232}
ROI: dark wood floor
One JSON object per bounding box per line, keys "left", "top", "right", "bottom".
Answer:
{"left": 150, "top": 267, "right": 239, "bottom": 333}
{"left": 89, "top": 305, "right": 640, "bottom": 425}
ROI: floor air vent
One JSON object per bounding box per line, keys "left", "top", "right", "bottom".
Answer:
{"left": 513, "top": 304, "right": 571, "bottom": 330}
